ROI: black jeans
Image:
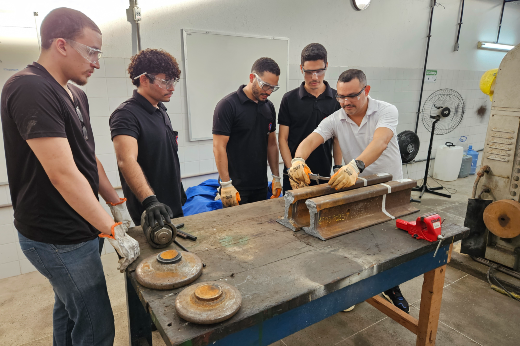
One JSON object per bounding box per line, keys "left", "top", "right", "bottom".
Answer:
{"left": 238, "top": 187, "right": 268, "bottom": 205}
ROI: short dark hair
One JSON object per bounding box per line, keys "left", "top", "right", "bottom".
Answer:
{"left": 301, "top": 43, "right": 327, "bottom": 66}
{"left": 338, "top": 69, "right": 367, "bottom": 86}
{"left": 128, "top": 49, "right": 181, "bottom": 87}
{"left": 251, "top": 57, "right": 280, "bottom": 76}
{"left": 40, "top": 8, "right": 101, "bottom": 50}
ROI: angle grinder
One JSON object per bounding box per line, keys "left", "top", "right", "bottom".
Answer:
{"left": 140, "top": 211, "right": 177, "bottom": 248}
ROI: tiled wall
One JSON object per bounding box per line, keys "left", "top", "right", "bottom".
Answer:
{"left": 0, "top": 59, "right": 490, "bottom": 279}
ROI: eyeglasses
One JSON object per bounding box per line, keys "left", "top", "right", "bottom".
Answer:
{"left": 336, "top": 86, "right": 367, "bottom": 102}
{"left": 74, "top": 106, "right": 89, "bottom": 140}
{"left": 64, "top": 39, "right": 102, "bottom": 65}
{"left": 133, "top": 73, "right": 178, "bottom": 89}
{"left": 302, "top": 68, "right": 327, "bottom": 77}
{"left": 253, "top": 73, "right": 280, "bottom": 92}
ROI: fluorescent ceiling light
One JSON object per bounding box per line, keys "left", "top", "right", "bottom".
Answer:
{"left": 477, "top": 41, "right": 514, "bottom": 52}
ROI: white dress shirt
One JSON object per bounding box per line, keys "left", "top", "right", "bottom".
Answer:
{"left": 313, "top": 96, "right": 403, "bottom": 180}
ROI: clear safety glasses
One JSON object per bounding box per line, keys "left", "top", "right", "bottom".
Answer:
{"left": 336, "top": 86, "right": 367, "bottom": 102}
{"left": 302, "top": 68, "right": 327, "bottom": 77}
{"left": 133, "top": 73, "right": 178, "bottom": 89}
{"left": 64, "top": 39, "right": 102, "bottom": 65}
{"left": 253, "top": 73, "right": 280, "bottom": 92}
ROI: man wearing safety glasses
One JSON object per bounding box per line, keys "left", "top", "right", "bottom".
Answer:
{"left": 213, "top": 57, "right": 281, "bottom": 207}
{"left": 110, "top": 49, "right": 185, "bottom": 232}
{"left": 278, "top": 43, "right": 342, "bottom": 191}
{"left": 1, "top": 8, "right": 138, "bottom": 345}
{"left": 288, "top": 69, "right": 408, "bottom": 313}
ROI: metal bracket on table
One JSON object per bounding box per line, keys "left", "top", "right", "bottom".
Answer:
{"left": 277, "top": 173, "right": 393, "bottom": 231}
{"left": 304, "top": 179, "right": 419, "bottom": 240}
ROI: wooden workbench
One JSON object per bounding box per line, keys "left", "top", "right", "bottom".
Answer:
{"left": 125, "top": 197, "right": 468, "bottom": 346}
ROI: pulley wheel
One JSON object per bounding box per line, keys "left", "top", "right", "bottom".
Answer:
{"left": 141, "top": 211, "right": 177, "bottom": 249}
{"left": 175, "top": 281, "right": 242, "bottom": 324}
{"left": 135, "top": 250, "right": 203, "bottom": 290}
{"left": 483, "top": 200, "right": 520, "bottom": 238}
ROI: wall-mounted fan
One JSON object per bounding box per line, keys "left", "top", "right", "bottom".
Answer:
{"left": 413, "top": 88, "right": 465, "bottom": 199}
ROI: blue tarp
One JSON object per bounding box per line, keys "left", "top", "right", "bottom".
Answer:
{"left": 182, "top": 179, "right": 281, "bottom": 217}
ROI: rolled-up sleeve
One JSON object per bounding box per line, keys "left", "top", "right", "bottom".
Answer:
{"left": 375, "top": 104, "right": 398, "bottom": 135}
{"left": 313, "top": 112, "right": 336, "bottom": 142}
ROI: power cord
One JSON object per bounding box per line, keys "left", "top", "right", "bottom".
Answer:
{"left": 487, "top": 264, "right": 520, "bottom": 302}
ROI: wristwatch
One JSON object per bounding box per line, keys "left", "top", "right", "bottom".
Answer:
{"left": 354, "top": 160, "right": 365, "bottom": 173}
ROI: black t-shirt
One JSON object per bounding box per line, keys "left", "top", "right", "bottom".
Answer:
{"left": 110, "top": 90, "right": 183, "bottom": 225}
{"left": 212, "top": 85, "right": 276, "bottom": 191}
{"left": 278, "top": 81, "right": 340, "bottom": 180}
{"left": 1, "top": 63, "right": 99, "bottom": 245}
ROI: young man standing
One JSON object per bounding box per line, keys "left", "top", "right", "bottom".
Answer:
{"left": 278, "top": 43, "right": 342, "bottom": 191}
{"left": 212, "top": 57, "right": 282, "bottom": 207}
{"left": 110, "top": 49, "right": 183, "bottom": 229}
{"left": 288, "top": 69, "right": 408, "bottom": 313}
{"left": 1, "top": 8, "right": 139, "bottom": 345}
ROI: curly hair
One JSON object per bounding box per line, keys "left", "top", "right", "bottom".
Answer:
{"left": 128, "top": 49, "right": 181, "bottom": 87}
{"left": 301, "top": 43, "right": 327, "bottom": 66}
{"left": 251, "top": 57, "right": 280, "bottom": 76}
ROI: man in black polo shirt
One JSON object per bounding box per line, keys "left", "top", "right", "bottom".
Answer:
{"left": 110, "top": 49, "right": 183, "bottom": 228}
{"left": 279, "top": 43, "right": 342, "bottom": 192}
{"left": 213, "top": 57, "right": 281, "bottom": 207}
{"left": 1, "top": 8, "right": 139, "bottom": 345}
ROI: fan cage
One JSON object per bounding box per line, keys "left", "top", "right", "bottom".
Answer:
{"left": 421, "top": 88, "right": 465, "bottom": 135}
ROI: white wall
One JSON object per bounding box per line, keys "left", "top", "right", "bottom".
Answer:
{"left": 1, "top": 0, "right": 520, "bottom": 279}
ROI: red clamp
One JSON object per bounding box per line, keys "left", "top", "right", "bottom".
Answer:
{"left": 396, "top": 213, "right": 442, "bottom": 243}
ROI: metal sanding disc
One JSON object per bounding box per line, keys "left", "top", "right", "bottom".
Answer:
{"left": 175, "top": 281, "right": 242, "bottom": 324}
{"left": 135, "top": 250, "right": 203, "bottom": 290}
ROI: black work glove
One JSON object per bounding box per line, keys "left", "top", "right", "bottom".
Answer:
{"left": 141, "top": 195, "right": 173, "bottom": 228}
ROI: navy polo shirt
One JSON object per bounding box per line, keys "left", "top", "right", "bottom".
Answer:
{"left": 212, "top": 85, "right": 276, "bottom": 191}
{"left": 110, "top": 90, "right": 183, "bottom": 224}
{"left": 278, "top": 81, "right": 340, "bottom": 188}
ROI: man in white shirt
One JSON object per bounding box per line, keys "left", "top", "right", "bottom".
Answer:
{"left": 288, "top": 69, "right": 409, "bottom": 313}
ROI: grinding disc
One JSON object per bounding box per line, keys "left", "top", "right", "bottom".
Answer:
{"left": 175, "top": 281, "right": 242, "bottom": 324}
{"left": 135, "top": 250, "right": 203, "bottom": 290}
{"left": 483, "top": 199, "right": 520, "bottom": 238}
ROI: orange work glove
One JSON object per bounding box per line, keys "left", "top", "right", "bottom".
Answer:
{"left": 219, "top": 180, "right": 241, "bottom": 207}
{"left": 328, "top": 159, "right": 360, "bottom": 190}
{"left": 288, "top": 158, "right": 312, "bottom": 189}
{"left": 270, "top": 175, "right": 282, "bottom": 198}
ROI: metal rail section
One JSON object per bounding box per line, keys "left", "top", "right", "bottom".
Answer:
{"left": 277, "top": 173, "right": 393, "bottom": 231}
{"left": 304, "top": 180, "right": 419, "bottom": 240}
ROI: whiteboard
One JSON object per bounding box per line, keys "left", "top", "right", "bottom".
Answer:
{"left": 183, "top": 30, "right": 288, "bottom": 141}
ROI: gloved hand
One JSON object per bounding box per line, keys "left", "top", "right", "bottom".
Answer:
{"left": 270, "top": 175, "right": 282, "bottom": 199}
{"left": 219, "top": 180, "right": 240, "bottom": 207}
{"left": 107, "top": 198, "right": 132, "bottom": 229}
{"left": 288, "top": 158, "right": 312, "bottom": 189}
{"left": 141, "top": 195, "right": 173, "bottom": 229}
{"left": 333, "top": 165, "right": 343, "bottom": 174}
{"left": 99, "top": 222, "right": 140, "bottom": 272}
{"left": 328, "top": 159, "right": 360, "bottom": 190}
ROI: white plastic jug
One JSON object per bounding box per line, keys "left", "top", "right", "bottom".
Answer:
{"left": 433, "top": 143, "right": 464, "bottom": 182}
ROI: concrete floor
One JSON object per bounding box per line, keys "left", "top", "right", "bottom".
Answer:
{"left": 1, "top": 175, "right": 520, "bottom": 346}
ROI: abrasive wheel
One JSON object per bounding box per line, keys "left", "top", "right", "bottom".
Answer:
{"left": 141, "top": 211, "right": 177, "bottom": 248}
{"left": 135, "top": 250, "right": 203, "bottom": 290}
{"left": 175, "top": 281, "right": 242, "bottom": 324}
{"left": 483, "top": 199, "right": 520, "bottom": 239}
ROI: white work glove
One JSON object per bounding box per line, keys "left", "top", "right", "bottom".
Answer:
{"left": 288, "top": 158, "right": 312, "bottom": 189}
{"left": 99, "top": 222, "right": 140, "bottom": 273}
{"left": 270, "top": 175, "right": 282, "bottom": 198}
{"left": 328, "top": 159, "right": 360, "bottom": 190}
{"left": 219, "top": 180, "right": 241, "bottom": 207}
{"left": 107, "top": 198, "right": 132, "bottom": 229}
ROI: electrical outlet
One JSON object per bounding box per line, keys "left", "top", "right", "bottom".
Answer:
{"left": 133, "top": 6, "right": 142, "bottom": 22}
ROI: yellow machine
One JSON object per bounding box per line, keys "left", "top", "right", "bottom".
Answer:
{"left": 462, "top": 44, "right": 520, "bottom": 272}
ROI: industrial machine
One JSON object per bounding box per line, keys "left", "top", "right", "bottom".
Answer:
{"left": 461, "top": 44, "right": 520, "bottom": 273}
